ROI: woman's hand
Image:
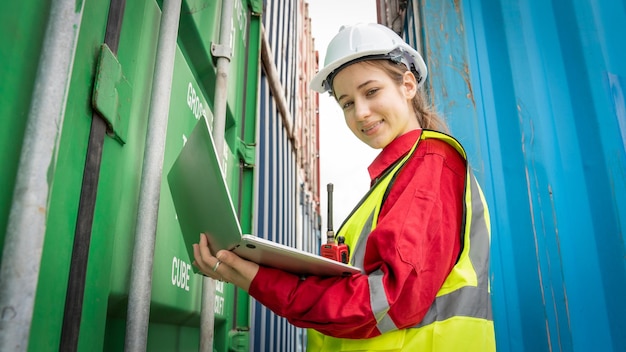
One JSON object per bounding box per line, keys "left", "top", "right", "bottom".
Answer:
{"left": 192, "top": 233, "right": 260, "bottom": 292}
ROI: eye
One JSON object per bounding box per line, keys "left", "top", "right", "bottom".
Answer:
{"left": 341, "top": 100, "right": 354, "bottom": 110}
{"left": 366, "top": 88, "right": 379, "bottom": 96}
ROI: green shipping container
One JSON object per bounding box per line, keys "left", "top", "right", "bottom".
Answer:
{"left": 0, "top": 0, "right": 264, "bottom": 350}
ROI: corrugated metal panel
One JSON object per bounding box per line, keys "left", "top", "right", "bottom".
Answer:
{"left": 299, "top": 3, "right": 322, "bottom": 256}
{"left": 394, "top": 0, "right": 626, "bottom": 351}
{"left": 1, "top": 0, "right": 261, "bottom": 350}
{"left": 252, "top": 0, "right": 320, "bottom": 351}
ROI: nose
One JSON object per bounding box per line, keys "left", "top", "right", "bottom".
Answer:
{"left": 353, "top": 99, "right": 370, "bottom": 121}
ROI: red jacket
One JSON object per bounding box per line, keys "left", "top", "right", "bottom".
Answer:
{"left": 248, "top": 129, "right": 465, "bottom": 339}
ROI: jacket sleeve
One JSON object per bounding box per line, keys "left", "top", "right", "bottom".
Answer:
{"left": 248, "top": 139, "right": 465, "bottom": 339}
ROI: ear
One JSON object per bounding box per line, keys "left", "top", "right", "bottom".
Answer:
{"left": 401, "top": 70, "right": 418, "bottom": 100}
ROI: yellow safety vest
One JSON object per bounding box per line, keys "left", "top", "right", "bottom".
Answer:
{"left": 308, "top": 130, "right": 496, "bottom": 352}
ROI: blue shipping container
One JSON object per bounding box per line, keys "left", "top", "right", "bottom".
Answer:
{"left": 393, "top": 0, "right": 626, "bottom": 350}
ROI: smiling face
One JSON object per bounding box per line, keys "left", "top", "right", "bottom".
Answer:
{"left": 332, "top": 61, "right": 421, "bottom": 149}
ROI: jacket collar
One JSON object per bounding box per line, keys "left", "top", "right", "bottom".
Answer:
{"left": 367, "top": 129, "right": 422, "bottom": 184}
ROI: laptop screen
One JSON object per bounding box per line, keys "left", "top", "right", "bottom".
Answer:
{"left": 167, "top": 119, "right": 243, "bottom": 264}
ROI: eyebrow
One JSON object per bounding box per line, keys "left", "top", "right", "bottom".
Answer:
{"left": 336, "top": 79, "right": 377, "bottom": 102}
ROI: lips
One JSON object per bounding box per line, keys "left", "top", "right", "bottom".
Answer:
{"left": 362, "top": 120, "right": 383, "bottom": 134}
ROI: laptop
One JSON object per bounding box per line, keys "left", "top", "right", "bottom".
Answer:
{"left": 167, "top": 118, "right": 361, "bottom": 277}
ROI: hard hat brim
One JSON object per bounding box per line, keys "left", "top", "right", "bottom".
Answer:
{"left": 310, "top": 48, "right": 393, "bottom": 93}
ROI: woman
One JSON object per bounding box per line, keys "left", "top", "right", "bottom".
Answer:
{"left": 194, "top": 23, "right": 496, "bottom": 351}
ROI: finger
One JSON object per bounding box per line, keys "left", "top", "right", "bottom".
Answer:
{"left": 212, "top": 260, "right": 222, "bottom": 272}
{"left": 215, "top": 250, "right": 236, "bottom": 266}
{"left": 201, "top": 261, "right": 223, "bottom": 280}
{"left": 193, "top": 235, "right": 204, "bottom": 262}
{"left": 192, "top": 244, "right": 211, "bottom": 275}
{"left": 193, "top": 234, "right": 221, "bottom": 278}
{"left": 215, "top": 250, "right": 259, "bottom": 291}
{"left": 210, "top": 258, "right": 233, "bottom": 283}
{"left": 197, "top": 233, "right": 214, "bottom": 262}
{"left": 192, "top": 244, "right": 202, "bottom": 268}
{"left": 216, "top": 250, "right": 253, "bottom": 274}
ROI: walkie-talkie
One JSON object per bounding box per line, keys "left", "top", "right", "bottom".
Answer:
{"left": 320, "top": 183, "right": 349, "bottom": 264}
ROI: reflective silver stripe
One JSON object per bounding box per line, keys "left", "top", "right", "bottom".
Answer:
{"left": 468, "top": 173, "right": 490, "bottom": 289}
{"left": 350, "top": 211, "right": 374, "bottom": 269}
{"left": 409, "top": 171, "right": 492, "bottom": 330}
{"left": 377, "top": 311, "right": 399, "bottom": 333}
{"left": 414, "top": 285, "right": 492, "bottom": 328}
{"left": 354, "top": 211, "right": 401, "bottom": 332}
{"left": 368, "top": 269, "right": 398, "bottom": 332}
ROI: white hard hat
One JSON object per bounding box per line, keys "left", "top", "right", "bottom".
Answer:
{"left": 310, "top": 23, "right": 428, "bottom": 93}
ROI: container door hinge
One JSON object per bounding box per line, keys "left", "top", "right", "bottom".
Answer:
{"left": 211, "top": 42, "right": 232, "bottom": 60}
{"left": 92, "top": 43, "right": 132, "bottom": 145}
{"left": 228, "top": 328, "right": 250, "bottom": 352}
{"left": 237, "top": 138, "right": 256, "bottom": 168}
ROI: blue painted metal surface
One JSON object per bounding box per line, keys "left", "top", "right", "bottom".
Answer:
{"left": 404, "top": 0, "right": 626, "bottom": 351}
{"left": 251, "top": 0, "right": 319, "bottom": 351}
{"left": 254, "top": 75, "right": 304, "bottom": 352}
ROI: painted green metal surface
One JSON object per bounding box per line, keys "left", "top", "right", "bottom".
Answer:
{"left": 26, "top": 0, "right": 110, "bottom": 349}
{"left": 0, "top": 1, "right": 52, "bottom": 255}
{"left": 1, "top": 0, "right": 264, "bottom": 350}
{"left": 104, "top": 319, "right": 202, "bottom": 351}
{"left": 234, "top": 9, "right": 262, "bottom": 338}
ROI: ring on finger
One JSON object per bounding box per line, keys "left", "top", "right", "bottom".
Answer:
{"left": 212, "top": 260, "right": 221, "bottom": 272}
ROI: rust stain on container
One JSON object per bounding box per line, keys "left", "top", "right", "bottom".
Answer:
{"left": 463, "top": 63, "right": 475, "bottom": 107}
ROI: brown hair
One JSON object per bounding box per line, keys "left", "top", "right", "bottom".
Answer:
{"left": 335, "top": 60, "right": 449, "bottom": 133}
